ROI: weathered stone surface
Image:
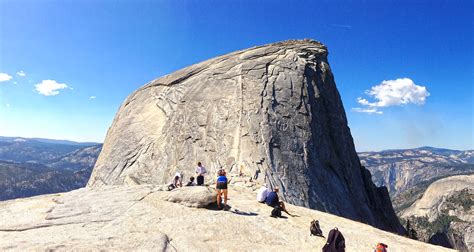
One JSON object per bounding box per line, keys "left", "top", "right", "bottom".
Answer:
{"left": 401, "top": 175, "right": 474, "bottom": 251}
{"left": 402, "top": 175, "right": 473, "bottom": 221}
{"left": 359, "top": 147, "right": 474, "bottom": 196}
{"left": 162, "top": 186, "right": 217, "bottom": 207}
{"left": 0, "top": 186, "right": 173, "bottom": 251}
{"left": 87, "top": 39, "right": 403, "bottom": 233}
{"left": 0, "top": 185, "right": 453, "bottom": 251}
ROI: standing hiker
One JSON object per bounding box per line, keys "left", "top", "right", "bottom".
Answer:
{"left": 195, "top": 162, "right": 207, "bottom": 185}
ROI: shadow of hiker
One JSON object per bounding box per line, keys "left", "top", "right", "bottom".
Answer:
{"left": 231, "top": 209, "right": 258, "bottom": 216}
{"left": 270, "top": 215, "right": 288, "bottom": 219}
{"left": 206, "top": 202, "right": 224, "bottom": 211}
{"left": 206, "top": 202, "right": 234, "bottom": 212}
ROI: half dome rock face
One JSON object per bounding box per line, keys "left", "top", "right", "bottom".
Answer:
{"left": 88, "top": 39, "right": 404, "bottom": 233}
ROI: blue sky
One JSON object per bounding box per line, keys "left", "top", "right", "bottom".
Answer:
{"left": 0, "top": 0, "right": 472, "bottom": 151}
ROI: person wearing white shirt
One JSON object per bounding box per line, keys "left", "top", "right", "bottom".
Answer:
{"left": 195, "top": 162, "right": 207, "bottom": 185}
{"left": 256, "top": 184, "right": 270, "bottom": 203}
{"left": 174, "top": 171, "right": 183, "bottom": 187}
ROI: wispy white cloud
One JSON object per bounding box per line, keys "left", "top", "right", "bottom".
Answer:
{"left": 353, "top": 78, "right": 429, "bottom": 114}
{"left": 16, "top": 71, "right": 26, "bottom": 77}
{"left": 89, "top": 96, "right": 96, "bottom": 100}
{"left": 352, "top": 107, "right": 383, "bottom": 114}
{"left": 0, "top": 73, "right": 13, "bottom": 82}
{"left": 35, "top": 79, "right": 69, "bottom": 96}
{"left": 330, "top": 24, "right": 352, "bottom": 29}
{"left": 6, "top": 103, "right": 10, "bottom": 108}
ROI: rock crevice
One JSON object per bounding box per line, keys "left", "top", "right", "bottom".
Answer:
{"left": 87, "top": 39, "right": 404, "bottom": 234}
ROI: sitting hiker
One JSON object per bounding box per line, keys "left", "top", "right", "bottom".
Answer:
{"left": 195, "top": 162, "right": 207, "bottom": 185}
{"left": 185, "top": 176, "right": 195, "bottom": 186}
{"left": 265, "top": 187, "right": 294, "bottom": 217}
{"left": 174, "top": 171, "right": 183, "bottom": 187}
{"left": 216, "top": 169, "right": 228, "bottom": 210}
{"left": 256, "top": 184, "right": 270, "bottom": 203}
{"left": 168, "top": 175, "right": 181, "bottom": 191}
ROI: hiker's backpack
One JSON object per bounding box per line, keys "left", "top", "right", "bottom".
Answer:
{"left": 271, "top": 206, "right": 282, "bottom": 218}
{"left": 374, "top": 243, "right": 388, "bottom": 252}
{"left": 310, "top": 220, "right": 324, "bottom": 237}
{"left": 322, "top": 228, "right": 345, "bottom": 252}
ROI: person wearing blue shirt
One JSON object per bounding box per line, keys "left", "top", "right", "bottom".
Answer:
{"left": 265, "top": 190, "right": 279, "bottom": 207}
{"left": 265, "top": 187, "right": 294, "bottom": 217}
{"left": 216, "top": 169, "right": 228, "bottom": 210}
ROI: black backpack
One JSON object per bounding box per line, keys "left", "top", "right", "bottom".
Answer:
{"left": 271, "top": 206, "right": 282, "bottom": 218}
{"left": 310, "top": 220, "right": 324, "bottom": 237}
{"left": 322, "top": 228, "right": 345, "bottom": 252}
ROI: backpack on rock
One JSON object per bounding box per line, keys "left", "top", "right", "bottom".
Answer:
{"left": 310, "top": 219, "right": 324, "bottom": 237}
{"left": 270, "top": 206, "right": 282, "bottom": 218}
{"left": 374, "top": 243, "right": 388, "bottom": 252}
{"left": 322, "top": 228, "right": 345, "bottom": 252}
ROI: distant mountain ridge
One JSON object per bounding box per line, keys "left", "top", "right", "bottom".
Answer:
{"left": 358, "top": 147, "right": 474, "bottom": 197}
{"left": 0, "top": 136, "right": 100, "bottom": 146}
{"left": 0, "top": 136, "right": 102, "bottom": 201}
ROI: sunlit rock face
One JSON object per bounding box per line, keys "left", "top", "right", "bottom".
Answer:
{"left": 87, "top": 39, "right": 404, "bottom": 234}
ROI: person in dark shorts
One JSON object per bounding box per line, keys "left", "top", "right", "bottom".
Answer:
{"left": 265, "top": 187, "right": 294, "bottom": 216}
{"left": 216, "top": 169, "right": 228, "bottom": 209}
{"left": 195, "top": 162, "right": 207, "bottom": 185}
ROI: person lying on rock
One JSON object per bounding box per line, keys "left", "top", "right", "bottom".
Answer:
{"left": 216, "top": 169, "right": 229, "bottom": 210}
{"left": 265, "top": 187, "right": 294, "bottom": 217}
{"left": 186, "top": 176, "right": 195, "bottom": 186}
{"left": 195, "top": 162, "right": 207, "bottom": 185}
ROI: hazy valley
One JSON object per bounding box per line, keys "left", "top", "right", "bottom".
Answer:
{"left": 0, "top": 136, "right": 101, "bottom": 200}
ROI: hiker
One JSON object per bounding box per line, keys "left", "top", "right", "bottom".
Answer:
{"left": 239, "top": 164, "right": 245, "bottom": 177}
{"left": 265, "top": 187, "right": 293, "bottom": 217}
{"left": 256, "top": 184, "right": 270, "bottom": 203}
{"left": 216, "top": 169, "right": 228, "bottom": 210}
{"left": 322, "top": 228, "right": 345, "bottom": 252}
{"left": 167, "top": 175, "right": 181, "bottom": 191}
{"left": 174, "top": 171, "right": 183, "bottom": 187}
{"left": 185, "top": 176, "right": 195, "bottom": 186}
{"left": 195, "top": 162, "right": 207, "bottom": 185}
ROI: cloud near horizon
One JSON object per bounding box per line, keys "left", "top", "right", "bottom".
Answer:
{"left": 0, "top": 73, "right": 13, "bottom": 82}
{"left": 35, "top": 79, "right": 69, "bottom": 96}
{"left": 353, "top": 78, "right": 430, "bottom": 114}
{"left": 351, "top": 107, "right": 383, "bottom": 114}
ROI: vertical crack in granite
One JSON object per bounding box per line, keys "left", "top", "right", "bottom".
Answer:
{"left": 87, "top": 39, "right": 405, "bottom": 234}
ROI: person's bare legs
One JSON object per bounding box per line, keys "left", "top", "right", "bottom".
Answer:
{"left": 280, "top": 202, "right": 293, "bottom": 217}
{"left": 223, "top": 189, "right": 228, "bottom": 206}
{"left": 217, "top": 189, "right": 222, "bottom": 208}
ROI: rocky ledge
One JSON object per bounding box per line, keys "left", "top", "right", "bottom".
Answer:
{"left": 0, "top": 185, "right": 453, "bottom": 251}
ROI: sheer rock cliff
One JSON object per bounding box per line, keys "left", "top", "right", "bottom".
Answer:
{"left": 87, "top": 39, "right": 404, "bottom": 233}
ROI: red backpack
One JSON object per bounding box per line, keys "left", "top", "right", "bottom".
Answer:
{"left": 375, "top": 243, "right": 388, "bottom": 252}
